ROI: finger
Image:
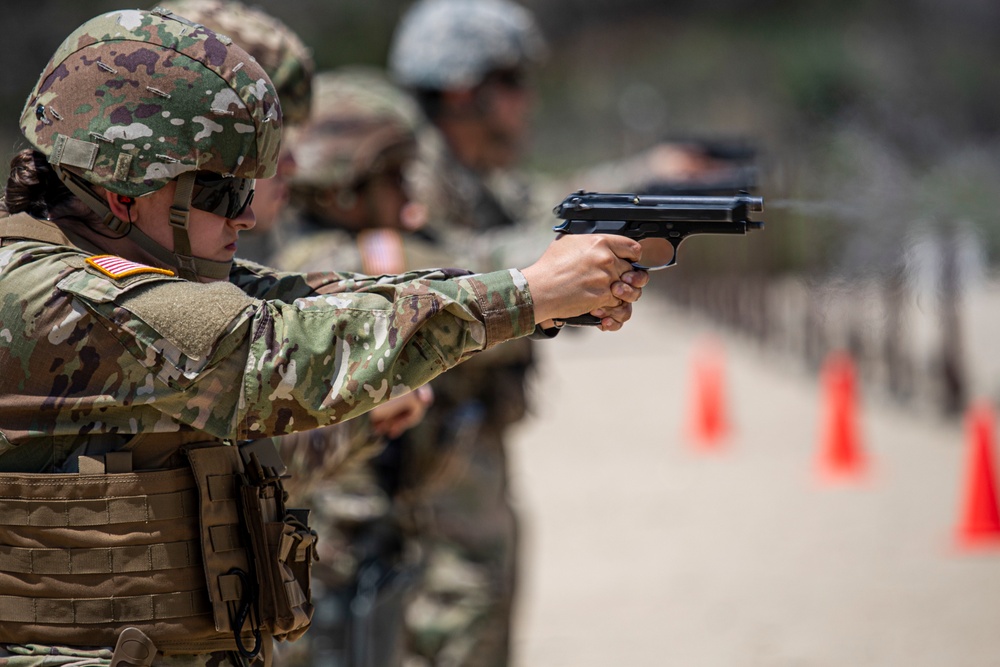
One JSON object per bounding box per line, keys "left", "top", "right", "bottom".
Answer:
{"left": 591, "top": 302, "right": 633, "bottom": 330}
{"left": 605, "top": 301, "right": 633, "bottom": 323}
{"left": 603, "top": 235, "right": 643, "bottom": 263}
{"left": 620, "top": 269, "right": 650, "bottom": 288}
{"left": 612, "top": 255, "right": 637, "bottom": 279}
{"left": 416, "top": 384, "right": 434, "bottom": 405}
{"left": 612, "top": 280, "right": 642, "bottom": 304}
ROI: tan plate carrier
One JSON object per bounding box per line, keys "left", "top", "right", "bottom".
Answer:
{"left": 0, "top": 443, "right": 316, "bottom": 657}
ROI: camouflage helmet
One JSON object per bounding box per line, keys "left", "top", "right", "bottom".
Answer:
{"left": 20, "top": 8, "right": 282, "bottom": 198}
{"left": 288, "top": 66, "right": 419, "bottom": 191}
{"left": 388, "top": 0, "right": 547, "bottom": 91}
{"left": 156, "top": 0, "right": 314, "bottom": 125}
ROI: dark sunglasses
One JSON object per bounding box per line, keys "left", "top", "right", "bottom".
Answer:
{"left": 190, "top": 173, "right": 255, "bottom": 219}
{"left": 488, "top": 68, "right": 528, "bottom": 90}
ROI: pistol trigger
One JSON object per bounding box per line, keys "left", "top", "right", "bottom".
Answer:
{"left": 662, "top": 236, "right": 684, "bottom": 268}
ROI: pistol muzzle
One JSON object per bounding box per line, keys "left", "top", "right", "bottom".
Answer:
{"left": 740, "top": 195, "right": 764, "bottom": 213}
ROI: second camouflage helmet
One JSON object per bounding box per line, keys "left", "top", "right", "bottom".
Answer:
{"left": 388, "top": 0, "right": 547, "bottom": 91}
{"left": 156, "top": 0, "right": 314, "bottom": 125}
{"left": 288, "top": 67, "right": 419, "bottom": 191}
{"left": 20, "top": 8, "right": 283, "bottom": 198}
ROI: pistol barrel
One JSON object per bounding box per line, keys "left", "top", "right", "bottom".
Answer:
{"left": 553, "top": 191, "right": 764, "bottom": 228}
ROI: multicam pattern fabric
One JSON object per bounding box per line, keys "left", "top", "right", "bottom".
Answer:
{"left": 0, "top": 232, "right": 535, "bottom": 465}
{"left": 388, "top": 0, "right": 547, "bottom": 90}
{"left": 0, "top": 643, "right": 248, "bottom": 667}
{"left": 155, "top": 0, "right": 315, "bottom": 126}
{"left": 19, "top": 9, "right": 282, "bottom": 197}
{"left": 288, "top": 67, "right": 421, "bottom": 190}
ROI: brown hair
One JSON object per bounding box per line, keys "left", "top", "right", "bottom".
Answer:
{"left": 1, "top": 149, "right": 73, "bottom": 218}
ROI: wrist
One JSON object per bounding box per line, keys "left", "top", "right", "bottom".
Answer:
{"left": 521, "top": 264, "right": 554, "bottom": 324}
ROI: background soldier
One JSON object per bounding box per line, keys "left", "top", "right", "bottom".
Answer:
{"left": 387, "top": 2, "right": 721, "bottom": 664}
{"left": 157, "top": 0, "right": 316, "bottom": 266}
{"left": 386, "top": 2, "right": 549, "bottom": 665}
{"left": 0, "top": 8, "right": 646, "bottom": 667}
{"left": 271, "top": 66, "right": 443, "bottom": 667}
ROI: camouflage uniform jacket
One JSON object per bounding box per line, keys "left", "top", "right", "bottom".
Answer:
{"left": 0, "top": 212, "right": 536, "bottom": 474}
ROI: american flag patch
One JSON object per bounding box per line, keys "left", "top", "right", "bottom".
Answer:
{"left": 85, "top": 255, "right": 175, "bottom": 279}
{"left": 358, "top": 229, "right": 405, "bottom": 275}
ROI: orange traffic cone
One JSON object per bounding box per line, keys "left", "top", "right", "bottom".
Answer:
{"left": 955, "top": 401, "right": 1000, "bottom": 549}
{"left": 687, "top": 341, "right": 729, "bottom": 450}
{"left": 816, "top": 351, "right": 868, "bottom": 483}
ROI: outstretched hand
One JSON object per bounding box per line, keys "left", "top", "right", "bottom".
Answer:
{"left": 370, "top": 384, "right": 434, "bottom": 439}
{"left": 521, "top": 234, "right": 649, "bottom": 331}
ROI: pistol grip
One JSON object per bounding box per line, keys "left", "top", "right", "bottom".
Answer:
{"left": 555, "top": 314, "right": 602, "bottom": 327}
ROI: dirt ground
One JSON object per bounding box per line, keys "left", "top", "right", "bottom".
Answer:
{"left": 507, "top": 296, "right": 1000, "bottom": 667}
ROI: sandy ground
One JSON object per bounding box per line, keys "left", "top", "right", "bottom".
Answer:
{"left": 507, "top": 296, "right": 1000, "bottom": 667}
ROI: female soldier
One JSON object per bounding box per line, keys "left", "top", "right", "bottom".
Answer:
{"left": 0, "top": 8, "right": 645, "bottom": 667}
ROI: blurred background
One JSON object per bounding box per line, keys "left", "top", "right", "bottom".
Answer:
{"left": 3, "top": 2, "right": 1000, "bottom": 665}
{"left": 4, "top": 0, "right": 1000, "bottom": 416}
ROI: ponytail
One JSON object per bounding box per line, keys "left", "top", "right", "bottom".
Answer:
{"left": 1, "top": 149, "right": 73, "bottom": 218}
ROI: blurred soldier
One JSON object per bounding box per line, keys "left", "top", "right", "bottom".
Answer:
{"left": 157, "top": 0, "right": 315, "bottom": 265}
{"left": 0, "top": 7, "right": 646, "bottom": 667}
{"left": 388, "top": 2, "right": 724, "bottom": 665}
{"left": 387, "top": 2, "right": 549, "bottom": 666}
{"left": 276, "top": 67, "right": 434, "bottom": 275}
{"left": 270, "top": 66, "right": 443, "bottom": 667}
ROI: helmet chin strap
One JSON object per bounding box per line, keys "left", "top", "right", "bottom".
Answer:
{"left": 162, "top": 171, "right": 231, "bottom": 281}
{"left": 53, "top": 167, "right": 232, "bottom": 282}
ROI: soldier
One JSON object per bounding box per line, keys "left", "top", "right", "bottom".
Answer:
{"left": 388, "top": 2, "right": 726, "bottom": 665}
{"left": 0, "top": 8, "right": 646, "bottom": 667}
{"left": 386, "top": 2, "right": 550, "bottom": 666}
{"left": 270, "top": 66, "right": 442, "bottom": 667}
{"left": 155, "top": 0, "right": 316, "bottom": 266}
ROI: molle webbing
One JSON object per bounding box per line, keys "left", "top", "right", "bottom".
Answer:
{"left": 0, "top": 488, "right": 196, "bottom": 526}
{"left": 0, "top": 540, "right": 200, "bottom": 575}
{"left": 0, "top": 456, "right": 256, "bottom": 654}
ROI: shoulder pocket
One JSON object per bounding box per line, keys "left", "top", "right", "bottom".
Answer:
{"left": 57, "top": 266, "right": 256, "bottom": 389}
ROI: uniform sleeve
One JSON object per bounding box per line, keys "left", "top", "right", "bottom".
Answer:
{"left": 239, "top": 268, "right": 536, "bottom": 438}
{"left": 60, "top": 264, "right": 536, "bottom": 440}
{"left": 229, "top": 258, "right": 476, "bottom": 300}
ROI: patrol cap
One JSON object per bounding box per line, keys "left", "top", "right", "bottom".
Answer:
{"left": 20, "top": 8, "right": 282, "bottom": 198}
{"left": 156, "top": 0, "right": 315, "bottom": 126}
{"left": 388, "top": 0, "right": 547, "bottom": 91}
{"left": 288, "top": 67, "right": 419, "bottom": 190}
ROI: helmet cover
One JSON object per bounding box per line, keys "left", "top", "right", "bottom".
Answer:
{"left": 20, "top": 8, "right": 283, "bottom": 198}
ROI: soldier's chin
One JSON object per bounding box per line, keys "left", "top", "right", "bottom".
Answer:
{"left": 490, "top": 142, "right": 523, "bottom": 170}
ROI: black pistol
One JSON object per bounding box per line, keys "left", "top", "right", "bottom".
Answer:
{"left": 552, "top": 191, "right": 764, "bottom": 326}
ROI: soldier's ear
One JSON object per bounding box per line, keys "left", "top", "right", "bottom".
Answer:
{"left": 104, "top": 190, "right": 135, "bottom": 223}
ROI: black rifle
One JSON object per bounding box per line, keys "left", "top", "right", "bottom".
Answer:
{"left": 552, "top": 190, "right": 764, "bottom": 325}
